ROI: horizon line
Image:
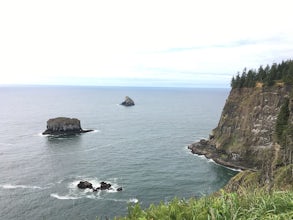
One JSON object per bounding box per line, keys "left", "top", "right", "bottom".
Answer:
{"left": 0, "top": 83, "right": 230, "bottom": 89}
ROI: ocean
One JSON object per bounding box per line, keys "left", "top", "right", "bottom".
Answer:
{"left": 0, "top": 86, "right": 237, "bottom": 219}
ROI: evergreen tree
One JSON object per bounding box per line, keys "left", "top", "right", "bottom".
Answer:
{"left": 230, "top": 59, "right": 293, "bottom": 88}
{"left": 275, "top": 98, "right": 290, "bottom": 142}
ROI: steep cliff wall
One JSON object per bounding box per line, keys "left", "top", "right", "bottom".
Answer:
{"left": 211, "top": 86, "right": 291, "bottom": 168}
{"left": 212, "top": 87, "right": 285, "bottom": 148}
{"left": 189, "top": 85, "right": 293, "bottom": 171}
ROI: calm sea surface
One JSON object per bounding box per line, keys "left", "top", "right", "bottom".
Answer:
{"left": 0, "top": 86, "right": 237, "bottom": 219}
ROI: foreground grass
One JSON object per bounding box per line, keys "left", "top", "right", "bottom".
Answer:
{"left": 116, "top": 189, "right": 293, "bottom": 220}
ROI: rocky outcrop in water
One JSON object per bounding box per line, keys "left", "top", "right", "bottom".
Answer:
{"left": 120, "top": 96, "right": 135, "bottom": 106}
{"left": 77, "top": 181, "right": 123, "bottom": 192}
{"left": 99, "top": 181, "right": 112, "bottom": 190}
{"left": 77, "top": 181, "right": 93, "bottom": 189}
{"left": 42, "top": 117, "right": 93, "bottom": 135}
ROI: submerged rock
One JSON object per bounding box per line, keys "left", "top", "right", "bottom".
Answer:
{"left": 42, "top": 117, "right": 93, "bottom": 135}
{"left": 120, "top": 96, "right": 135, "bottom": 106}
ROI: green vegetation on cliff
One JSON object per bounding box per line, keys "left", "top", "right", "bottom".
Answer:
{"left": 275, "top": 94, "right": 293, "bottom": 169}
{"left": 276, "top": 98, "right": 290, "bottom": 143}
{"left": 231, "top": 59, "right": 293, "bottom": 88}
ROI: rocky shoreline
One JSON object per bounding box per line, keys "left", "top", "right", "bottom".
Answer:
{"left": 188, "top": 139, "right": 255, "bottom": 171}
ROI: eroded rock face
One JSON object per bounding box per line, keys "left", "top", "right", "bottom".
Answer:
{"left": 211, "top": 87, "right": 289, "bottom": 151}
{"left": 120, "top": 96, "right": 135, "bottom": 106}
{"left": 189, "top": 86, "right": 293, "bottom": 170}
{"left": 42, "top": 117, "right": 93, "bottom": 135}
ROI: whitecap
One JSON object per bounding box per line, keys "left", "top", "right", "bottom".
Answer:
{"left": 193, "top": 154, "right": 206, "bottom": 160}
{"left": 194, "top": 154, "right": 242, "bottom": 172}
{"left": 37, "top": 132, "right": 46, "bottom": 137}
{"left": 85, "top": 195, "right": 96, "bottom": 199}
{"left": 68, "top": 180, "right": 84, "bottom": 190}
{"left": 128, "top": 198, "right": 139, "bottom": 203}
{"left": 0, "top": 184, "right": 43, "bottom": 189}
{"left": 215, "top": 164, "right": 242, "bottom": 172}
{"left": 207, "top": 158, "right": 215, "bottom": 163}
{"left": 227, "top": 167, "right": 242, "bottom": 172}
{"left": 50, "top": 193, "right": 80, "bottom": 200}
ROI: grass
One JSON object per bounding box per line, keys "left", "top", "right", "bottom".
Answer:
{"left": 110, "top": 166, "right": 293, "bottom": 219}
{"left": 116, "top": 189, "right": 293, "bottom": 220}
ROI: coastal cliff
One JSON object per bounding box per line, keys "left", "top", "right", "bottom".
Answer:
{"left": 189, "top": 86, "right": 291, "bottom": 170}
{"left": 189, "top": 60, "right": 293, "bottom": 184}
{"left": 121, "top": 61, "right": 293, "bottom": 219}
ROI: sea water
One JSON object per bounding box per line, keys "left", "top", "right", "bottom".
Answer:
{"left": 0, "top": 86, "right": 237, "bottom": 219}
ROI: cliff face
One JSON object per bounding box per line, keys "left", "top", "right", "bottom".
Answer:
{"left": 211, "top": 86, "right": 291, "bottom": 169}
{"left": 212, "top": 87, "right": 285, "bottom": 148}
{"left": 189, "top": 85, "right": 293, "bottom": 171}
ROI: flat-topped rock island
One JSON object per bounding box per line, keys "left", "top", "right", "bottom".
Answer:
{"left": 42, "top": 117, "right": 93, "bottom": 135}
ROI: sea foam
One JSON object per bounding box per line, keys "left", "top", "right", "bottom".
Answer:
{"left": 50, "top": 193, "right": 80, "bottom": 200}
{"left": 128, "top": 198, "right": 139, "bottom": 203}
{"left": 0, "top": 184, "right": 43, "bottom": 189}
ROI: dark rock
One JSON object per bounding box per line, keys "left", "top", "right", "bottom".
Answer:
{"left": 100, "top": 181, "right": 111, "bottom": 190}
{"left": 42, "top": 117, "right": 93, "bottom": 135}
{"left": 77, "top": 181, "right": 93, "bottom": 189}
{"left": 188, "top": 140, "right": 250, "bottom": 171}
{"left": 199, "top": 139, "right": 209, "bottom": 146}
{"left": 120, "top": 96, "right": 135, "bottom": 106}
{"left": 117, "top": 187, "right": 123, "bottom": 191}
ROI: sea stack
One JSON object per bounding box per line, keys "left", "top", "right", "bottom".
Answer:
{"left": 120, "top": 96, "right": 135, "bottom": 106}
{"left": 42, "top": 117, "right": 93, "bottom": 135}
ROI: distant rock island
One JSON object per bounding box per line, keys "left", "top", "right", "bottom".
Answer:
{"left": 42, "top": 117, "right": 93, "bottom": 135}
{"left": 120, "top": 96, "right": 135, "bottom": 106}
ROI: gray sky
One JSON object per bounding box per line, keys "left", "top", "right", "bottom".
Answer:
{"left": 1, "top": 0, "right": 292, "bottom": 87}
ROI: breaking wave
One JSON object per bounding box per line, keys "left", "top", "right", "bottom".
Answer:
{"left": 0, "top": 184, "right": 43, "bottom": 189}
{"left": 50, "top": 176, "right": 133, "bottom": 202}
{"left": 50, "top": 193, "right": 80, "bottom": 200}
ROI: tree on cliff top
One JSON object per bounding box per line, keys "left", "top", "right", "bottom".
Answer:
{"left": 231, "top": 59, "right": 293, "bottom": 88}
